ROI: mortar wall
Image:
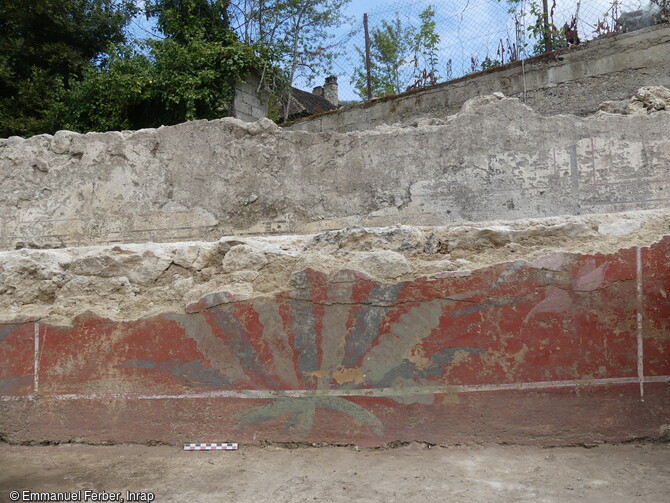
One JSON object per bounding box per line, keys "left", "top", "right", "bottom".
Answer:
{"left": 1, "top": 97, "right": 669, "bottom": 250}
{"left": 285, "top": 24, "right": 670, "bottom": 133}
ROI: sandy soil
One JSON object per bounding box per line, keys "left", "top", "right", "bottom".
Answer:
{"left": 1, "top": 442, "right": 669, "bottom": 502}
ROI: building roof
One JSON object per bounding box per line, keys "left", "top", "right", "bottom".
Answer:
{"left": 283, "top": 87, "right": 337, "bottom": 121}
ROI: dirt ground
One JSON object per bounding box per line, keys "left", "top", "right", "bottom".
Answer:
{"left": 1, "top": 442, "right": 669, "bottom": 503}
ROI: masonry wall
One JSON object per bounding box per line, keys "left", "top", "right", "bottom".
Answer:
{"left": 0, "top": 218, "right": 668, "bottom": 445}
{"left": 285, "top": 24, "right": 670, "bottom": 133}
{"left": 232, "top": 74, "right": 269, "bottom": 122}
{"left": 1, "top": 83, "right": 669, "bottom": 445}
{"left": 1, "top": 97, "right": 669, "bottom": 251}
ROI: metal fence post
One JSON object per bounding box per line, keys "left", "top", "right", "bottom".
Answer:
{"left": 542, "top": 0, "right": 552, "bottom": 53}
{"left": 364, "top": 13, "right": 373, "bottom": 100}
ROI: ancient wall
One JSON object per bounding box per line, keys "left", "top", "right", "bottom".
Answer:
{"left": 0, "top": 213, "right": 669, "bottom": 445}
{"left": 1, "top": 83, "right": 669, "bottom": 446}
{"left": 1, "top": 95, "right": 669, "bottom": 251}
{"left": 285, "top": 24, "right": 670, "bottom": 133}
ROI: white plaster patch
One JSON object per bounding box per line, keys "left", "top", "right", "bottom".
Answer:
{"left": 598, "top": 220, "right": 641, "bottom": 236}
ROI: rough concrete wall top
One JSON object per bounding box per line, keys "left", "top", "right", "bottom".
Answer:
{"left": 285, "top": 23, "right": 670, "bottom": 133}
{"left": 1, "top": 95, "right": 669, "bottom": 250}
{"left": 1, "top": 210, "right": 668, "bottom": 324}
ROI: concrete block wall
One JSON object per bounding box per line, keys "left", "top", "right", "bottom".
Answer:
{"left": 286, "top": 24, "right": 670, "bottom": 133}
{"left": 233, "top": 75, "right": 269, "bottom": 122}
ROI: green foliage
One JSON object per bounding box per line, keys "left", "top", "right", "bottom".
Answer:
{"left": 497, "top": 0, "right": 567, "bottom": 56}
{"left": 352, "top": 6, "right": 440, "bottom": 99}
{"left": 46, "top": 46, "right": 154, "bottom": 132}
{"left": 412, "top": 6, "right": 440, "bottom": 80}
{"left": 228, "top": 0, "right": 351, "bottom": 86}
{"left": 0, "top": 0, "right": 136, "bottom": 137}
{"left": 2, "top": 0, "right": 344, "bottom": 136}
{"left": 480, "top": 56, "right": 502, "bottom": 70}
{"left": 227, "top": 0, "right": 352, "bottom": 122}
{"left": 526, "top": 0, "right": 567, "bottom": 53}
{"left": 48, "top": 36, "right": 268, "bottom": 132}
{"left": 353, "top": 16, "right": 411, "bottom": 98}
{"left": 0, "top": 67, "right": 63, "bottom": 138}
{"left": 145, "top": 0, "right": 231, "bottom": 43}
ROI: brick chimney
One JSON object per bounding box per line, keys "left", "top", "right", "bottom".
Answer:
{"left": 324, "top": 76, "right": 338, "bottom": 106}
{"left": 312, "top": 86, "right": 324, "bottom": 97}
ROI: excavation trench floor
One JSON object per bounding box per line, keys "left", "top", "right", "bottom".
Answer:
{"left": 1, "top": 442, "right": 669, "bottom": 502}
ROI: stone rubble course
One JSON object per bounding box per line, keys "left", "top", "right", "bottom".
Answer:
{"left": 0, "top": 209, "right": 668, "bottom": 325}
{"left": 1, "top": 92, "right": 669, "bottom": 250}
{"left": 599, "top": 85, "right": 670, "bottom": 114}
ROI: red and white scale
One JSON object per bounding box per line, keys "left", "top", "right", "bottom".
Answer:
{"left": 184, "top": 442, "right": 238, "bottom": 451}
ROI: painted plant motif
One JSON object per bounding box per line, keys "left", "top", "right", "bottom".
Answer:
{"left": 2, "top": 240, "right": 666, "bottom": 445}
{"left": 111, "top": 248, "right": 642, "bottom": 437}
{"left": 117, "top": 268, "right": 488, "bottom": 436}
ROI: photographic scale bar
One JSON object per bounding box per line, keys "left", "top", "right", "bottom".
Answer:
{"left": 184, "top": 443, "right": 238, "bottom": 451}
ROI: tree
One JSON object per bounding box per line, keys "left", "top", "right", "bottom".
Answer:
{"left": 353, "top": 16, "right": 411, "bottom": 98}
{"left": 228, "top": 0, "right": 350, "bottom": 87}
{"left": 411, "top": 6, "right": 440, "bottom": 84}
{"left": 497, "top": 0, "right": 569, "bottom": 55}
{"left": 46, "top": 45, "right": 155, "bottom": 132}
{"left": 4, "top": 0, "right": 350, "bottom": 135}
{"left": 352, "top": 6, "right": 440, "bottom": 99}
{"left": 141, "top": 0, "right": 267, "bottom": 126}
{"left": 145, "top": 0, "right": 231, "bottom": 43}
{"left": 47, "top": 0, "right": 270, "bottom": 132}
{"left": 0, "top": 0, "right": 136, "bottom": 137}
{"left": 150, "top": 0, "right": 353, "bottom": 123}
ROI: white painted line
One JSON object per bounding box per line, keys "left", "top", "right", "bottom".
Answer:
{"left": 33, "top": 323, "right": 40, "bottom": 394}
{"left": 2, "top": 375, "right": 668, "bottom": 402}
{"left": 636, "top": 246, "right": 645, "bottom": 400}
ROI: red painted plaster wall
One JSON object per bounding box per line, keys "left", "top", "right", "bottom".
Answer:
{"left": 1, "top": 239, "right": 668, "bottom": 445}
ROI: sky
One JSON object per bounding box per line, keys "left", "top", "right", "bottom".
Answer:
{"left": 127, "top": 0, "right": 651, "bottom": 102}
{"left": 319, "top": 0, "right": 648, "bottom": 101}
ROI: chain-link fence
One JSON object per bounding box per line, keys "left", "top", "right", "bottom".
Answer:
{"left": 325, "top": 0, "right": 667, "bottom": 104}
